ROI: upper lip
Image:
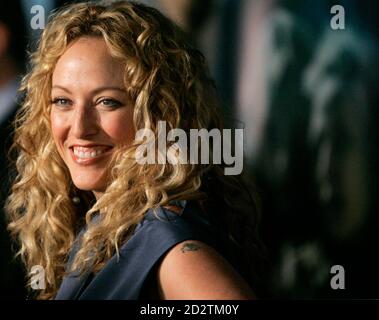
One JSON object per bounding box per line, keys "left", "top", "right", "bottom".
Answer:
{"left": 69, "top": 143, "right": 113, "bottom": 148}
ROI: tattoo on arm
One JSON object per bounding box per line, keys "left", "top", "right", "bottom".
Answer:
{"left": 180, "top": 242, "right": 201, "bottom": 253}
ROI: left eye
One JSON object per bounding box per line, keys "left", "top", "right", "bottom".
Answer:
{"left": 98, "top": 99, "right": 122, "bottom": 108}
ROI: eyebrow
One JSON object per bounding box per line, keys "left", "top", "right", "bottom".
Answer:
{"left": 51, "top": 85, "right": 126, "bottom": 94}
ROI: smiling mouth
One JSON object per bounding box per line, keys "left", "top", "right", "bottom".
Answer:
{"left": 70, "top": 146, "right": 113, "bottom": 164}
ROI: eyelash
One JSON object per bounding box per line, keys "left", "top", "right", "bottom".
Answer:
{"left": 51, "top": 98, "right": 122, "bottom": 108}
{"left": 98, "top": 98, "right": 122, "bottom": 108}
{"left": 51, "top": 98, "right": 71, "bottom": 106}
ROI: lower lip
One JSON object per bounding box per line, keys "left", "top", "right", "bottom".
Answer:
{"left": 69, "top": 147, "right": 113, "bottom": 165}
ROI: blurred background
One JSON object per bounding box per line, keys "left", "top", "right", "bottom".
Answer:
{"left": 0, "top": 0, "right": 378, "bottom": 299}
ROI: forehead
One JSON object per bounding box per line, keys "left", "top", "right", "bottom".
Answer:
{"left": 52, "top": 36, "right": 125, "bottom": 89}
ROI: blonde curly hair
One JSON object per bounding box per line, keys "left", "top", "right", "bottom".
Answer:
{"left": 6, "top": 1, "right": 265, "bottom": 299}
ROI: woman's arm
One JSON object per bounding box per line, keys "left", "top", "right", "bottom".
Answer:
{"left": 155, "top": 240, "right": 256, "bottom": 300}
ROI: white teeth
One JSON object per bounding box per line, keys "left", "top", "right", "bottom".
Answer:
{"left": 72, "top": 147, "right": 109, "bottom": 159}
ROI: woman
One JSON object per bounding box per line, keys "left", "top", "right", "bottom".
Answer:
{"left": 6, "top": 1, "right": 265, "bottom": 300}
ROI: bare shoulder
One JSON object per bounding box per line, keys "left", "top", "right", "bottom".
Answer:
{"left": 155, "top": 239, "right": 256, "bottom": 300}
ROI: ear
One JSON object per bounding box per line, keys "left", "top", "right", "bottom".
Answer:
{"left": 0, "top": 22, "right": 10, "bottom": 59}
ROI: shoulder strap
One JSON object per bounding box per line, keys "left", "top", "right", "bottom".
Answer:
{"left": 57, "top": 201, "right": 217, "bottom": 300}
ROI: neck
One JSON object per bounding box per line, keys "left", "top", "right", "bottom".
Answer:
{"left": 93, "top": 191, "right": 103, "bottom": 201}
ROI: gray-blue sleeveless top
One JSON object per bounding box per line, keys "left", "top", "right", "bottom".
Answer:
{"left": 55, "top": 200, "right": 237, "bottom": 300}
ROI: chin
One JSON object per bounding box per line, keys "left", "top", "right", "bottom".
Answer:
{"left": 71, "top": 176, "right": 107, "bottom": 193}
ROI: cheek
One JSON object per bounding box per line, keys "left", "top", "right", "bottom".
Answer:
{"left": 102, "top": 111, "right": 135, "bottom": 145}
{"left": 50, "top": 112, "right": 68, "bottom": 149}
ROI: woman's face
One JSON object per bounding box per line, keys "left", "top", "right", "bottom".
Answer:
{"left": 50, "top": 36, "right": 135, "bottom": 197}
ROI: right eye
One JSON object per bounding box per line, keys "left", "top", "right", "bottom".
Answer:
{"left": 51, "top": 98, "right": 72, "bottom": 107}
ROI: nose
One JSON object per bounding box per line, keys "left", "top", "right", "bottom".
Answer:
{"left": 71, "top": 102, "right": 98, "bottom": 138}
